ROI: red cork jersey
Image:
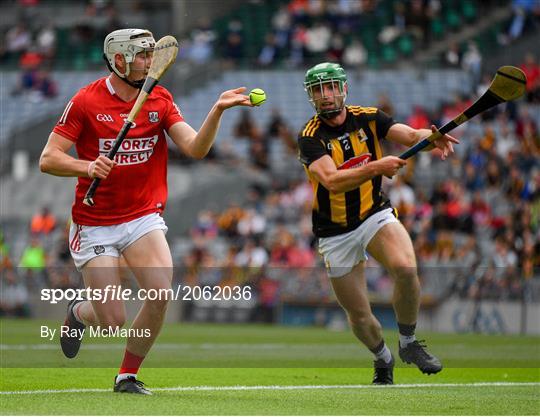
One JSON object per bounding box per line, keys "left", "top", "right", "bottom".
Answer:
{"left": 53, "top": 76, "right": 184, "bottom": 226}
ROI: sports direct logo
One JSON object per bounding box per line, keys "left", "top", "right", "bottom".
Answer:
{"left": 99, "top": 135, "right": 158, "bottom": 165}
{"left": 338, "top": 153, "right": 372, "bottom": 170}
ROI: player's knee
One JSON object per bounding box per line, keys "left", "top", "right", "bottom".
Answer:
{"left": 347, "top": 310, "right": 376, "bottom": 328}
{"left": 392, "top": 265, "right": 418, "bottom": 282}
{"left": 144, "top": 291, "right": 170, "bottom": 314}
{"left": 99, "top": 313, "right": 126, "bottom": 329}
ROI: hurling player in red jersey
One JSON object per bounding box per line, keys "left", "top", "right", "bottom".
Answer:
{"left": 39, "top": 29, "right": 253, "bottom": 395}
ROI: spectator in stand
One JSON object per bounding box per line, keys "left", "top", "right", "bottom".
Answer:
{"left": 217, "top": 204, "right": 246, "bottom": 239}
{"left": 0, "top": 268, "right": 30, "bottom": 317}
{"left": 405, "top": 0, "right": 431, "bottom": 47}
{"left": 257, "top": 33, "right": 280, "bottom": 67}
{"left": 342, "top": 38, "right": 367, "bottom": 70}
{"left": 407, "top": 105, "right": 431, "bottom": 130}
{"left": 388, "top": 176, "right": 415, "bottom": 218}
{"left": 237, "top": 209, "right": 266, "bottom": 238}
{"left": 19, "top": 237, "right": 48, "bottom": 288}
{"left": 515, "top": 105, "right": 539, "bottom": 148}
{"left": 305, "top": 21, "right": 331, "bottom": 60}
{"left": 4, "top": 22, "right": 32, "bottom": 61}
{"left": 272, "top": 4, "right": 292, "bottom": 49}
{"left": 191, "top": 210, "right": 219, "bottom": 241}
{"left": 34, "top": 68, "right": 58, "bottom": 98}
{"left": 463, "top": 161, "right": 485, "bottom": 192}
{"left": 491, "top": 236, "right": 518, "bottom": 280}
{"left": 519, "top": 53, "right": 540, "bottom": 103}
{"left": 36, "top": 22, "right": 57, "bottom": 62}
{"left": 269, "top": 228, "right": 313, "bottom": 267}
{"left": 443, "top": 41, "right": 461, "bottom": 68}
{"left": 12, "top": 53, "right": 57, "bottom": 101}
{"left": 495, "top": 123, "right": 518, "bottom": 158}
{"left": 502, "top": 0, "right": 539, "bottom": 44}
{"left": 253, "top": 272, "right": 280, "bottom": 323}
{"left": 30, "top": 206, "right": 56, "bottom": 236}
{"left": 188, "top": 18, "right": 216, "bottom": 65}
{"left": 233, "top": 109, "right": 261, "bottom": 140}
{"left": 47, "top": 223, "right": 79, "bottom": 289}
{"left": 470, "top": 190, "right": 491, "bottom": 229}
{"left": 505, "top": 166, "right": 526, "bottom": 201}
{"left": 289, "top": 23, "right": 308, "bottom": 67}
{"left": 267, "top": 108, "right": 288, "bottom": 138}
{"left": 326, "top": 34, "right": 344, "bottom": 62}
{"left": 376, "top": 93, "right": 395, "bottom": 118}
{"left": 378, "top": 2, "right": 407, "bottom": 45}
{"left": 288, "top": 0, "right": 310, "bottom": 24}
{"left": 222, "top": 20, "right": 244, "bottom": 68}
{"left": 461, "top": 41, "right": 482, "bottom": 85}
{"left": 235, "top": 239, "right": 268, "bottom": 268}
{"left": 0, "top": 231, "right": 13, "bottom": 271}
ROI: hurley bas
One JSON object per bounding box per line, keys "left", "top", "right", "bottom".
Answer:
{"left": 40, "top": 325, "right": 151, "bottom": 341}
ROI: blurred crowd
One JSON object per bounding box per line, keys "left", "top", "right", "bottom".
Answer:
{"left": 1, "top": 0, "right": 144, "bottom": 100}
{"left": 5, "top": 0, "right": 539, "bottom": 73}
{"left": 1, "top": 0, "right": 539, "bottom": 321}
{"left": 181, "top": 0, "right": 540, "bottom": 70}
{"left": 212, "top": 0, "right": 444, "bottom": 69}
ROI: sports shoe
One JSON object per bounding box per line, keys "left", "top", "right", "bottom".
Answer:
{"left": 372, "top": 354, "right": 394, "bottom": 385}
{"left": 399, "top": 340, "right": 442, "bottom": 375}
{"left": 60, "top": 298, "right": 86, "bottom": 358}
{"left": 114, "top": 376, "right": 152, "bottom": 395}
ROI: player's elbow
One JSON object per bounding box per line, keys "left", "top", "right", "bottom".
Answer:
{"left": 39, "top": 151, "right": 52, "bottom": 173}
{"left": 325, "top": 175, "right": 344, "bottom": 194}
{"left": 189, "top": 148, "right": 207, "bottom": 160}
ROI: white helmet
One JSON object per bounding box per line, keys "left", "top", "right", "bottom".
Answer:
{"left": 103, "top": 28, "right": 155, "bottom": 81}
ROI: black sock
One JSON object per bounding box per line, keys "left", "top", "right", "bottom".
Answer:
{"left": 369, "top": 340, "right": 385, "bottom": 355}
{"left": 398, "top": 322, "right": 416, "bottom": 336}
{"left": 369, "top": 339, "right": 392, "bottom": 363}
{"left": 398, "top": 322, "right": 417, "bottom": 347}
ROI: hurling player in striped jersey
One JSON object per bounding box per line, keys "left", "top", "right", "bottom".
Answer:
{"left": 298, "top": 63, "right": 459, "bottom": 384}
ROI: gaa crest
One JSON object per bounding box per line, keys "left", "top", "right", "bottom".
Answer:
{"left": 148, "top": 111, "right": 159, "bottom": 123}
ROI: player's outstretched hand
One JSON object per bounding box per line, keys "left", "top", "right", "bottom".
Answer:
{"left": 216, "top": 87, "right": 253, "bottom": 111}
{"left": 375, "top": 156, "right": 407, "bottom": 177}
{"left": 430, "top": 125, "right": 460, "bottom": 160}
{"left": 88, "top": 155, "right": 115, "bottom": 179}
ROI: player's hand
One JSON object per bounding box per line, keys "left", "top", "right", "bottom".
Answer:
{"left": 215, "top": 87, "right": 253, "bottom": 111}
{"left": 375, "top": 156, "right": 407, "bottom": 177}
{"left": 88, "top": 156, "right": 115, "bottom": 179}
{"left": 430, "top": 125, "right": 460, "bottom": 160}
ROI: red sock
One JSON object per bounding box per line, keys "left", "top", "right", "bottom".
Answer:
{"left": 118, "top": 350, "right": 145, "bottom": 375}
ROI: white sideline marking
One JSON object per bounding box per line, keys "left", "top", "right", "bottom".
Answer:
{"left": 1, "top": 382, "right": 539, "bottom": 395}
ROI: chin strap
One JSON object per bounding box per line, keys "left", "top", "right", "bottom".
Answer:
{"left": 121, "top": 77, "right": 145, "bottom": 89}
{"left": 320, "top": 108, "right": 343, "bottom": 119}
{"left": 103, "top": 54, "right": 145, "bottom": 89}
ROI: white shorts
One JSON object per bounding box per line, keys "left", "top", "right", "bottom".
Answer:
{"left": 317, "top": 208, "right": 398, "bottom": 278}
{"left": 69, "top": 212, "right": 168, "bottom": 271}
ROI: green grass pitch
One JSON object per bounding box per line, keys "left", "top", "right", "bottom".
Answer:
{"left": 1, "top": 319, "right": 539, "bottom": 415}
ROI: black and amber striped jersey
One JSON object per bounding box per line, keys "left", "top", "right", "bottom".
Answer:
{"left": 298, "top": 106, "right": 396, "bottom": 237}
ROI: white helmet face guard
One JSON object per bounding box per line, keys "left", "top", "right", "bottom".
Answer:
{"left": 104, "top": 29, "right": 155, "bottom": 79}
